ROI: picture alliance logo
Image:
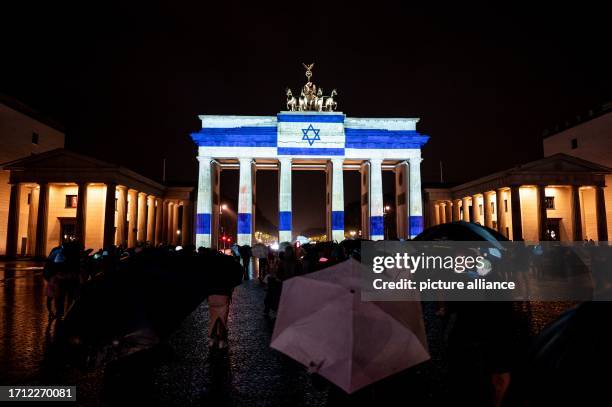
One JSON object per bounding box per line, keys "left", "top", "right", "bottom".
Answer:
{"left": 371, "top": 253, "right": 494, "bottom": 277}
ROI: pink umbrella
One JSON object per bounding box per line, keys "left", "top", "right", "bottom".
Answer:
{"left": 270, "top": 258, "right": 429, "bottom": 394}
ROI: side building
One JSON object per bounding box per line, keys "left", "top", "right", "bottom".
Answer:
{"left": 0, "top": 94, "right": 65, "bottom": 254}
{"left": 542, "top": 102, "right": 612, "bottom": 239}
{"left": 424, "top": 103, "right": 612, "bottom": 242}
{"left": 2, "top": 149, "right": 194, "bottom": 257}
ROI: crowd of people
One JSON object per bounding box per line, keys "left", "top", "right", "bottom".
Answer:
{"left": 40, "top": 235, "right": 610, "bottom": 406}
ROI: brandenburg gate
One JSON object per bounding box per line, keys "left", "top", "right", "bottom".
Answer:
{"left": 191, "top": 64, "right": 429, "bottom": 247}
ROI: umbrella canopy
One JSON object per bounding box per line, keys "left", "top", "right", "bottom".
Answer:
{"left": 62, "top": 250, "right": 241, "bottom": 349}
{"left": 271, "top": 258, "right": 429, "bottom": 393}
{"left": 524, "top": 298, "right": 612, "bottom": 404}
{"left": 414, "top": 221, "right": 508, "bottom": 247}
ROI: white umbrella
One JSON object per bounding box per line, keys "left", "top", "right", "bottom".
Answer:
{"left": 271, "top": 258, "right": 429, "bottom": 393}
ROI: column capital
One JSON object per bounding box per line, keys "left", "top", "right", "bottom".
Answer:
{"left": 238, "top": 157, "right": 254, "bottom": 165}
{"left": 369, "top": 157, "right": 383, "bottom": 165}
{"left": 407, "top": 156, "right": 423, "bottom": 164}
{"left": 278, "top": 156, "right": 292, "bottom": 163}
{"left": 330, "top": 157, "right": 344, "bottom": 164}
{"left": 197, "top": 156, "right": 212, "bottom": 163}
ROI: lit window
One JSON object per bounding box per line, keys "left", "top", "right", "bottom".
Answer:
{"left": 571, "top": 138, "right": 578, "bottom": 149}
{"left": 545, "top": 196, "right": 555, "bottom": 210}
{"left": 65, "top": 195, "right": 78, "bottom": 208}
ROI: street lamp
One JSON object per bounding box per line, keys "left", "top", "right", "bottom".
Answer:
{"left": 383, "top": 205, "right": 392, "bottom": 240}
{"left": 219, "top": 203, "right": 228, "bottom": 251}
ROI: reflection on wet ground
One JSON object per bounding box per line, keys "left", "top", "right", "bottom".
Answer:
{"left": 0, "top": 261, "right": 50, "bottom": 384}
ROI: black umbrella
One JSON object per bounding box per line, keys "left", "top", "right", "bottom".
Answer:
{"left": 61, "top": 248, "right": 234, "bottom": 355}
{"left": 414, "top": 221, "right": 509, "bottom": 243}
{"left": 523, "top": 298, "right": 612, "bottom": 404}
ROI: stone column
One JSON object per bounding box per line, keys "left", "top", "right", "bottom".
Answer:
{"left": 166, "top": 202, "right": 173, "bottom": 244}
{"left": 408, "top": 156, "right": 424, "bottom": 238}
{"left": 211, "top": 161, "right": 221, "bottom": 249}
{"left": 496, "top": 189, "right": 505, "bottom": 236}
{"left": 462, "top": 197, "right": 470, "bottom": 222}
{"left": 237, "top": 158, "right": 254, "bottom": 246}
{"left": 195, "top": 156, "right": 213, "bottom": 248}
{"left": 146, "top": 195, "right": 156, "bottom": 243}
{"left": 103, "top": 183, "right": 117, "bottom": 249}
{"left": 433, "top": 203, "right": 440, "bottom": 225}
{"left": 471, "top": 194, "right": 480, "bottom": 224}
{"left": 483, "top": 192, "right": 493, "bottom": 228}
{"left": 75, "top": 182, "right": 88, "bottom": 245}
{"left": 116, "top": 186, "right": 127, "bottom": 247}
{"left": 34, "top": 183, "right": 49, "bottom": 257}
{"left": 181, "top": 201, "right": 191, "bottom": 246}
{"left": 445, "top": 201, "right": 452, "bottom": 224}
{"left": 360, "top": 162, "right": 370, "bottom": 238}
{"left": 595, "top": 185, "right": 608, "bottom": 241}
{"left": 252, "top": 161, "right": 257, "bottom": 244}
{"left": 137, "top": 192, "right": 147, "bottom": 243}
{"left": 329, "top": 157, "right": 345, "bottom": 242}
{"left": 5, "top": 183, "right": 21, "bottom": 258}
{"left": 278, "top": 157, "right": 292, "bottom": 243}
{"left": 571, "top": 185, "right": 583, "bottom": 241}
{"left": 537, "top": 185, "right": 548, "bottom": 241}
{"left": 369, "top": 158, "right": 384, "bottom": 240}
{"left": 452, "top": 199, "right": 461, "bottom": 221}
{"left": 127, "top": 189, "right": 138, "bottom": 247}
{"left": 172, "top": 202, "right": 179, "bottom": 245}
{"left": 510, "top": 185, "right": 523, "bottom": 241}
{"left": 438, "top": 203, "right": 446, "bottom": 224}
{"left": 395, "top": 161, "right": 409, "bottom": 239}
{"left": 27, "top": 186, "right": 40, "bottom": 255}
{"left": 154, "top": 198, "right": 163, "bottom": 246}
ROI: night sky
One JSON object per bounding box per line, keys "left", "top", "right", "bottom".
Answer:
{"left": 2, "top": 2, "right": 611, "bottom": 234}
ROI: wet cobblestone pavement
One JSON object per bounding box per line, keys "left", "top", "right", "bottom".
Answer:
{"left": 1, "top": 260, "right": 576, "bottom": 406}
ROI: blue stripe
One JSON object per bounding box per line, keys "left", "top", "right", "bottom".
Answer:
{"left": 237, "top": 213, "right": 252, "bottom": 234}
{"left": 345, "top": 129, "right": 429, "bottom": 149}
{"left": 332, "top": 211, "right": 344, "bottom": 230}
{"left": 370, "top": 216, "right": 384, "bottom": 236}
{"left": 196, "top": 213, "right": 211, "bottom": 235}
{"left": 277, "top": 147, "right": 345, "bottom": 156}
{"left": 279, "top": 211, "right": 292, "bottom": 231}
{"left": 191, "top": 126, "right": 277, "bottom": 147}
{"left": 277, "top": 114, "right": 344, "bottom": 123}
{"left": 409, "top": 216, "right": 424, "bottom": 236}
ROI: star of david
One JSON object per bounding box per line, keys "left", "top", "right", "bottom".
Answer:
{"left": 301, "top": 124, "right": 321, "bottom": 146}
